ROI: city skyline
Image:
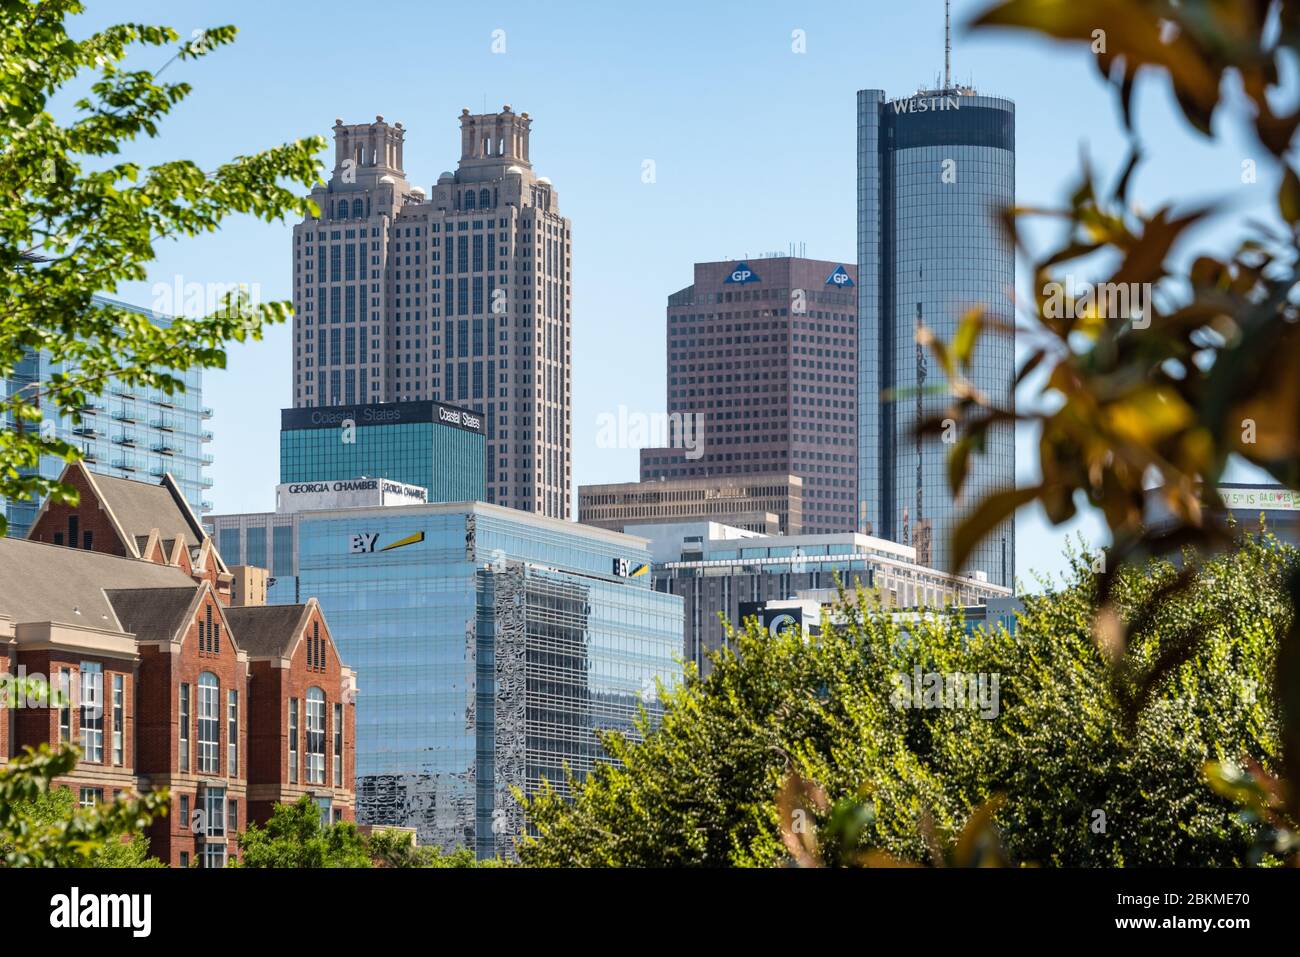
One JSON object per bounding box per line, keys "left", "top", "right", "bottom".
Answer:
{"left": 72, "top": 0, "right": 1281, "bottom": 589}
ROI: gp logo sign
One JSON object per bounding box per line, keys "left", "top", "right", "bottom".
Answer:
{"left": 826, "top": 265, "right": 854, "bottom": 287}
{"left": 724, "top": 261, "right": 760, "bottom": 284}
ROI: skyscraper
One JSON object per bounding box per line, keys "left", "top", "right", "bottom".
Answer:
{"left": 1, "top": 295, "right": 212, "bottom": 538}
{"left": 291, "top": 107, "right": 572, "bottom": 519}
{"left": 856, "top": 86, "right": 1015, "bottom": 587}
{"left": 639, "top": 256, "right": 858, "bottom": 535}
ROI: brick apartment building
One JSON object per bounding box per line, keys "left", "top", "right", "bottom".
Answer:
{"left": 0, "top": 462, "right": 356, "bottom": 867}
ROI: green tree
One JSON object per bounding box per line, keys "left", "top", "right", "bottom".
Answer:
{"left": 235, "top": 795, "right": 371, "bottom": 868}
{"left": 15, "top": 787, "right": 164, "bottom": 867}
{"left": 367, "top": 829, "right": 504, "bottom": 868}
{"left": 0, "top": 0, "right": 324, "bottom": 534}
{"left": 920, "top": 0, "right": 1300, "bottom": 813}
{"left": 520, "top": 534, "right": 1289, "bottom": 867}
{"left": 0, "top": 744, "right": 169, "bottom": 867}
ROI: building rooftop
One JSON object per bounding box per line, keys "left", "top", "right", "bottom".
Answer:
{"left": 0, "top": 536, "right": 196, "bottom": 629}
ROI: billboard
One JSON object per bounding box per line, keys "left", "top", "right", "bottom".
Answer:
{"left": 276, "top": 478, "right": 428, "bottom": 514}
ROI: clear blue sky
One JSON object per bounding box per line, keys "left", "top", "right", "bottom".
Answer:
{"left": 71, "top": 0, "right": 1278, "bottom": 589}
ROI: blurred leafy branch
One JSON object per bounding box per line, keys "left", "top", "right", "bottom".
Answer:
{"left": 0, "top": 0, "right": 326, "bottom": 535}
{"left": 927, "top": 0, "right": 1300, "bottom": 817}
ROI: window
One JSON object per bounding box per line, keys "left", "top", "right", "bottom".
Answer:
{"left": 179, "top": 852, "right": 189, "bottom": 868}
{"left": 58, "top": 668, "right": 71, "bottom": 744}
{"left": 227, "top": 798, "right": 238, "bottom": 835}
{"left": 227, "top": 690, "right": 238, "bottom": 777}
{"left": 79, "top": 662, "right": 103, "bottom": 762}
{"left": 306, "top": 688, "right": 325, "bottom": 785}
{"left": 78, "top": 787, "right": 103, "bottom": 808}
{"left": 333, "top": 702, "right": 343, "bottom": 787}
{"left": 315, "top": 797, "right": 332, "bottom": 828}
{"left": 201, "top": 841, "right": 226, "bottom": 869}
{"left": 197, "top": 673, "right": 219, "bottom": 773}
{"left": 179, "top": 682, "right": 190, "bottom": 771}
{"left": 112, "top": 674, "right": 124, "bottom": 765}
{"left": 288, "top": 698, "right": 299, "bottom": 785}
{"left": 180, "top": 794, "right": 189, "bottom": 826}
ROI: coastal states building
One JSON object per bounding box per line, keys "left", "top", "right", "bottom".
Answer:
{"left": 280, "top": 398, "right": 485, "bottom": 504}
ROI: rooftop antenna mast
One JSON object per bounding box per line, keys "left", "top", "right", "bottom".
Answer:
{"left": 944, "top": 0, "right": 952, "bottom": 90}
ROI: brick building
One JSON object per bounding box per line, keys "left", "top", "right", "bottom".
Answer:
{"left": 0, "top": 462, "right": 356, "bottom": 867}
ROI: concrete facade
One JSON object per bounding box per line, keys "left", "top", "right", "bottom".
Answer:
{"left": 639, "top": 256, "right": 857, "bottom": 535}
{"left": 291, "top": 107, "right": 571, "bottom": 519}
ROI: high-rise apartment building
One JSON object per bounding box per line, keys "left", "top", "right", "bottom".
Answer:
{"left": 1, "top": 295, "right": 212, "bottom": 538}
{"left": 857, "top": 87, "right": 1016, "bottom": 586}
{"left": 291, "top": 107, "right": 571, "bottom": 518}
{"left": 639, "top": 257, "right": 858, "bottom": 535}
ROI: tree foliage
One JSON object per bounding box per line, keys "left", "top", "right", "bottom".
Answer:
{"left": 924, "top": 0, "right": 1300, "bottom": 813}
{"left": 235, "top": 795, "right": 370, "bottom": 868}
{"left": 0, "top": 0, "right": 325, "bottom": 534}
{"left": 0, "top": 744, "right": 168, "bottom": 867}
{"left": 367, "top": 829, "right": 504, "bottom": 868}
{"left": 520, "top": 536, "right": 1290, "bottom": 866}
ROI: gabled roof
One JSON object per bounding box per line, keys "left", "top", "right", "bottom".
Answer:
{"left": 89, "top": 470, "right": 203, "bottom": 551}
{"left": 0, "top": 536, "right": 196, "bottom": 630}
{"left": 30, "top": 462, "right": 228, "bottom": 575}
{"left": 223, "top": 603, "right": 314, "bottom": 659}
{"left": 105, "top": 587, "right": 202, "bottom": 643}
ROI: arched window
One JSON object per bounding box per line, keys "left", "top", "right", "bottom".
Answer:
{"left": 463, "top": 190, "right": 476, "bottom": 210}
{"left": 306, "top": 687, "right": 326, "bottom": 785}
{"left": 478, "top": 188, "right": 490, "bottom": 209}
{"left": 197, "top": 672, "right": 220, "bottom": 773}
{"left": 352, "top": 198, "right": 363, "bottom": 218}
{"left": 336, "top": 200, "right": 348, "bottom": 219}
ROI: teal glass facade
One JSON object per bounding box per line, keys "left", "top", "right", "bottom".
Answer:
{"left": 258, "top": 503, "right": 681, "bottom": 857}
{"left": 2, "top": 295, "right": 211, "bottom": 537}
{"left": 279, "top": 400, "right": 485, "bottom": 504}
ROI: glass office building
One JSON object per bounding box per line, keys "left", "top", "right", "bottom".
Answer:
{"left": 206, "top": 500, "right": 683, "bottom": 858}
{"left": 1, "top": 295, "right": 211, "bottom": 537}
{"left": 857, "top": 88, "right": 1016, "bottom": 587}
{"left": 280, "top": 399, "right": 486, "bottom": 504}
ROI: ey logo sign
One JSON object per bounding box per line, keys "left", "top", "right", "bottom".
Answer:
{"left": 725, "top": 261, "right": 760, "bottom": 284}
{"left": 825, "top": 265, "right": 854, "bottom": 287}
{"left": 349, "top": 531, "right": 426, "bottom": 553}
{"left": 612, "top": 558, "right": 649, "bottom": 578}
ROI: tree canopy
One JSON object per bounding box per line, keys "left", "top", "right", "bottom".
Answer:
{"left": 520, "top": 535, "right": 1289, "bottom": 866}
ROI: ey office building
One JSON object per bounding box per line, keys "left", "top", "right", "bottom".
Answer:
{"left": 857, "top": 86, "right": 1016, "bottom": 586}
{"left": 207, "top": 493, "right": 683, "bottom": 858}
{"left": 291, "top": 106, "right": 572, "bottom": 519}
{"left": 2, "top": 295, "right": 212, "bottom": 537}
{"left": 639, "top": 256, "right": 858, "bottom": 535}
{"left": 638, "top": 520, "right": 1011, "bottom": 672}
{"left": 280, "top": 398, "right": 485, "bottom": 504}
